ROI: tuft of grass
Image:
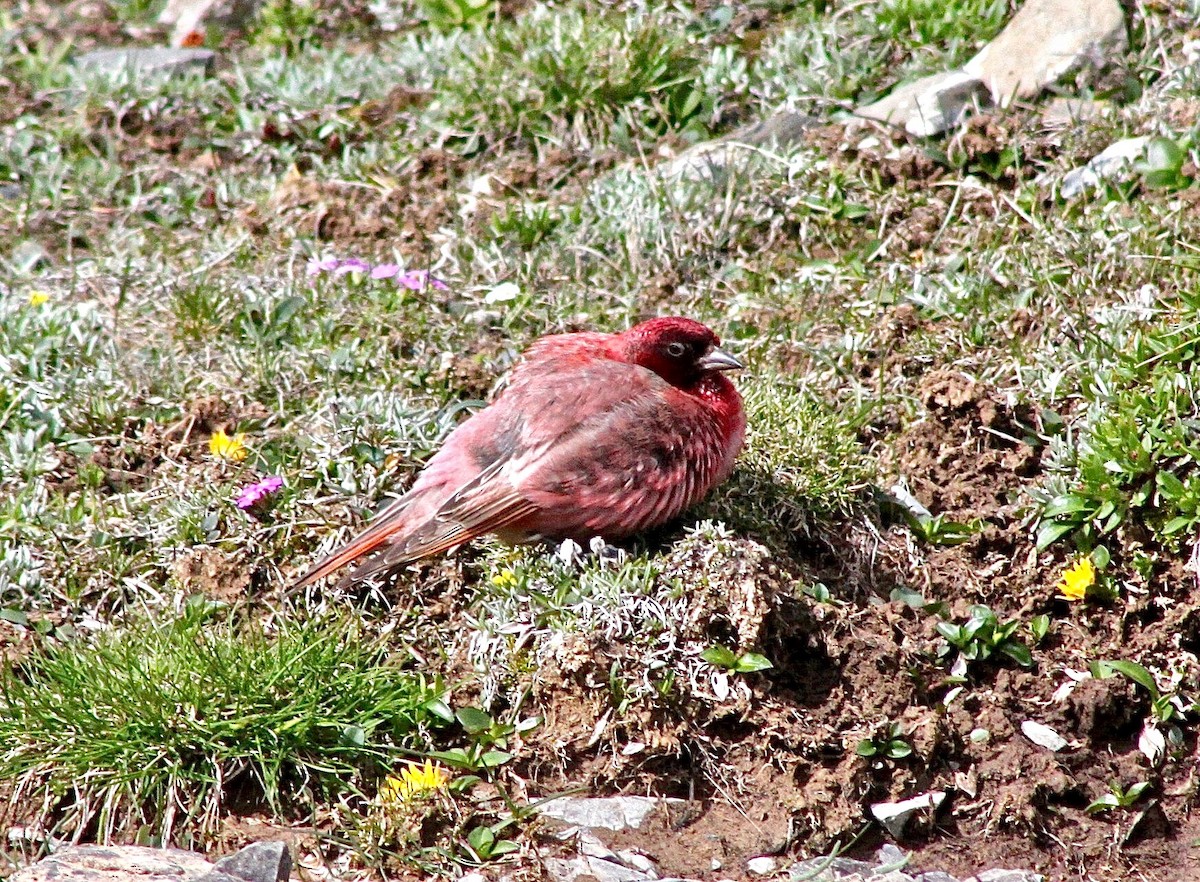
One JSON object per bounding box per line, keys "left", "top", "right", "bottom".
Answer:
{"left": 705, "top": 378, "right": 875, "bottom": 540}
{"left": 0, "top": 605, "right": 446, "bottom": 841}
{"left": 437, "top": 7, "right": 711, "bottom": 143}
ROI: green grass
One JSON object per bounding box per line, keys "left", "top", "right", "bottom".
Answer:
{"left": 0, "top": 605, "right": 445, "bottom": 841}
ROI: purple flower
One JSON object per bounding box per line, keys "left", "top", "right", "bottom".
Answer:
{"left": 236, "top": 476, "right": 284, "bottom": 511}
{"left": 333, "top": 258, "right": 371, "bottom": 276}
{"left": 370, "top": 263, "right": 402, "bottom": 279}
{"left": 306, "top": 257, "right": 341, "bottom": 275}
{"left": 397, "top": 269, "right": 449, "bottom": 291}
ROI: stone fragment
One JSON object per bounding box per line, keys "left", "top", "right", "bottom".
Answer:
{"left": 870, "top": 790, "right": 947, "bottom": 839}
{"left": 75, "top": 48, "right": 215, "bottom": 77}
{"left": 11, "top": 846, "right": 240, "bottom": 882}
{"left": 538, "top": 796, "right": 683, "bottom": 832}
{"left": 665, "top": 111, "right": 815, "bottom": 181}
{"left": 964, "top": 0, "right": 1126, "bottom": 106}
{"left": 746, "top": 856, "right": 778, "bottom": 875}
{"left": 964, "top": 871, "right": 1044, "bottom": 882}
{"left": 856, "top": 71, "right": 988, "bottom": 137}
{"left": 207, "top": 843, "right": 290, "bottom": 882}
{"left": 1058, "top": 136, "right": 1149, "bottom": 198}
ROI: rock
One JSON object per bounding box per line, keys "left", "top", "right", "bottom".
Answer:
{"left": 207, "top": 842, "right": 291, "bottom": 882}
{"left": 664, "top": 111, "right": 815, "bottom": 181}
{"left": 870, "top": 790, "right": 947, "bottom": 839}
{"left": 855, "top": 71, "right": 988, "bottom": 137}
{"left": 746, "top": 856, "right": 778, "bottom": 875}
{"left": 544, "top": 855, "right": 655, "bottom": 882}
{"left": 1058, "top": 136, "right": 1149, "bottom": 198}
{"left": 11, "top": 846, "right": 243, "bottom": 882}
{"left": 964, "top": 872, "right": 1044, "bottom": 882}
{"left": 1040, "top": 96, "right": 1109, "bottom": 129}
{"left": 964, "top": 0, "right": 1126, "bottom": 107}
{"left": 914, "top": 874, "right": 960, "bottom": 882}
{"left": 784, "top": 855, "right": 878, "bottom": 880}
{"left": 75, "top": 48, "right": 216, "bottom": 77}
{"left": 158, "top": 0, "right": 263, "bottom": 47}
{"left": 11, "top": 239, "right": 50, "bottom": 273}
{"left": 538, "top": 796, "right": 684, "bottom": 832}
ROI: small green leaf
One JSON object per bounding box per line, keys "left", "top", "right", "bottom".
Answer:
{"left": 0, "top": 608, "right": 28, "bottom": 626}
{"left": 734, "top": 652, "right": 773, "bottom": 673}
{"left": 701, "top": 645, "right": 738, "bottom": 669}
{"left": 1085, "top": 794, "right": 1120, "bottom": 814}
{"left": 478, "top": 749, "right": 513, "bottom": 768}
{"left": 1000, "top": 641, "right": 1033, "bottom": 668}
{"left": 1091, "top": 659, "right": 1158, "bottom": 696}
{"left": 456, "top": 706, "right": 493, "bottom": 735}
{"left": 339, "top": 724, "right": 366, "bottom": 747}
{"left": 855, "top": 739, "right": 879, "bottom": 757}
{"left": 1029, "top": 614, "right": 1050, "bottom": 644}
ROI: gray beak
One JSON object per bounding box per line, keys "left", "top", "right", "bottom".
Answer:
{"left": 698, "top": 346, "right": 743, "bottom": 372}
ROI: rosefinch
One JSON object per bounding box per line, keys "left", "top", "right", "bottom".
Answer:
{"left": 292, "top": 316, "right": 745, "bottom": 588}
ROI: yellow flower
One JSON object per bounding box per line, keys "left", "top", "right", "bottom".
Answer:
{"left": 28, "top": 291, "right": 49, "bottom": 306}
{"left": 209, "top": 428, "right": 248, "bottom": 462}
{"left": 1057, "top": 557, "right": 1096, "bottom": 601}
{"left": 490, "top": 568, "right": 519, "bottom": 589}
{"left": 377, "top": 761, "right": 449, "bottom": 805}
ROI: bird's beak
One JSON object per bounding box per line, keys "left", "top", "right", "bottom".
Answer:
{"left": 698, "top": 346, "right": 743, "bottom": 372}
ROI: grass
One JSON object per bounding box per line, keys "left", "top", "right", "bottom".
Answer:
{"left": 3, "top": 0, "right": 1200, "bottom": 875}
{"left": 0, "top": 604, "right": 445, "bottom": 842}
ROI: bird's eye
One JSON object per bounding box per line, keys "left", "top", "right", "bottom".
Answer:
{"left": 666, "top": 341, "right": 687, "bottom": 358}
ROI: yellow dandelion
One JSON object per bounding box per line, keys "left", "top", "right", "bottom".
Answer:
{"left": 209, "top": 428, "right": 249, "bottom": 462}
{"left": 28, "top": 291, "right": 49, "bottom": 306}
{"left": 377, "top": 761, "right": 449, "bottom": 806}
{"left": 490, "top": 568, "right": 519, "bottom": 589}
{"left": 1057, "top": 557, "right": 1095, "bottom": 601}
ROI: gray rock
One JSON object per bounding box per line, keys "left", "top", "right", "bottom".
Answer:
{"left": 538, "top": 796, "right": 684, "bottom": 832}
{"left": 964, "top": 872, "right": 1044, "bottom": 882}
{"left": 544, "top": 855, "right": 656, "bottom": 882}
{"left": 855, "top": 71, "right": 988, "bottom": 137}
{"left": 208, "top": 842, "right": 290, "bottom": 882}
{"left": 785, "top": 855, "right": 878, "bottom": 880}
{"left": 964, "top": 0, "right": 1126, "bottom": 107}
{"left": 11, "top": 239, "right": 49, "bottom": 273}
{"left": 1058, "top": 135, "right": 1149, "bottom": 197}
{"left": 11, "top": 846, "right": 243, "bottom": 882}
{"left": 664, "top": 111, "right": 816, "bottom": 181}
{"left": 75, "top": 48, "right": 216, "bottom": 77}
{"left": 870, "top": 790, "right": 947, "bottom": 839}
{"left": 1040, "top": 96, "right": 1109, "bottom": 130}
{"left": 746, "top": 856, "right": 778, "bottom": 875}
{"left": 914, "top": 874, "right": 960, "bottom": 882}
{"left": 158, "top": 0, "right": 263, "bottom": 47}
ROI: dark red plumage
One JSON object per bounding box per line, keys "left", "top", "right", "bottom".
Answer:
{"left": 292, "top": 317, "right": 745, "bottom": 588}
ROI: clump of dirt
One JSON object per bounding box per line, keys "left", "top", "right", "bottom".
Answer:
{"left": 172, "top": 547, "right": 252, "bottom": 603}
{"left": 241, "top": 149, "right": 463, "bottom": 253}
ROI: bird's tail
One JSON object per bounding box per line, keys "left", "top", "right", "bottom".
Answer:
{"left": 289, "top": 493, "right": 423, "bottom": 590}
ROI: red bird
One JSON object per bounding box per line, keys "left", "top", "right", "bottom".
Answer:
{"left": 292, "top": 317, "right": 745, "bottom": 588}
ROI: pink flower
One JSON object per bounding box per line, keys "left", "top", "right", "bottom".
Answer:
{"left": 333, "top": 258, "right": 371, "bottom": 276}
{"left": 236, "top": 476, "right": 284, "bottom": 511}
{"left": 397, "top": 269, "right": 449, "bottom": 291}
{"left": 370, "top": 263, "right": 402, "bottom": 279}
{"left": 306, "top": 257, "right": 341, "bottom": 275}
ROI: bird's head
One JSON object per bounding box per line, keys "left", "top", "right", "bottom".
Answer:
{"left": 620, "top": 317, "right": 743, "bottom": 387}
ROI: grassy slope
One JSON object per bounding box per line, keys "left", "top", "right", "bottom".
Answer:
{"left": 3, "top": 0, "right": 1200, "bottom": 877}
